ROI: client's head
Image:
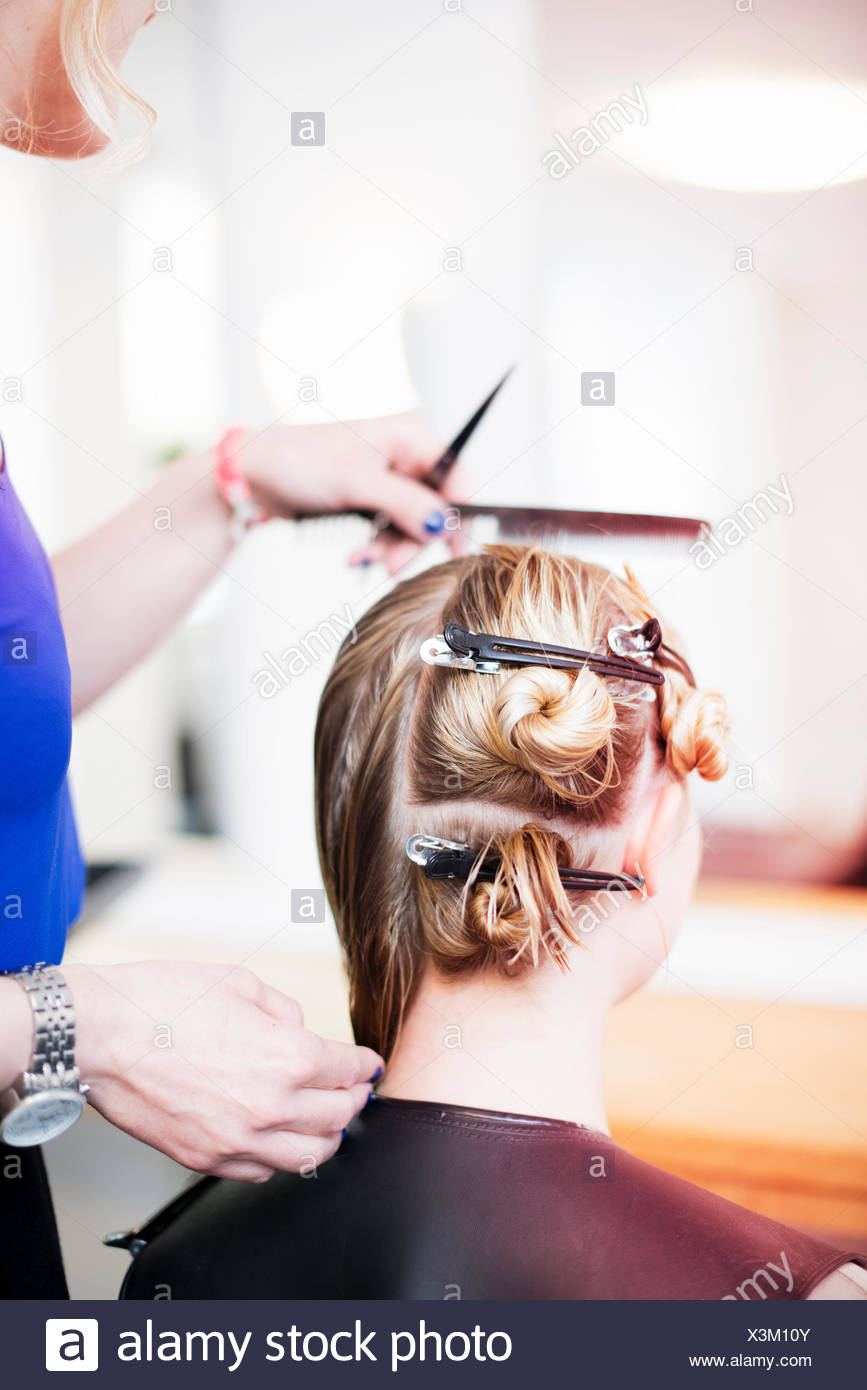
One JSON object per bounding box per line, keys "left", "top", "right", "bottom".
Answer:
{"left": 315, "top": 545, "right": 728, "bottom": 1057}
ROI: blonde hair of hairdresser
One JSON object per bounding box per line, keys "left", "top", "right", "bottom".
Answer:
{"left": 315, "top": 546, "right": 729, "bottom": 1059}
{"left": 59, "top": 0, "right": 155, "bottom": 162}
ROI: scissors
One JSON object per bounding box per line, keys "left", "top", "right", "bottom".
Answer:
{"left": 366, "top": 367, "right": 514, "bottom": 543}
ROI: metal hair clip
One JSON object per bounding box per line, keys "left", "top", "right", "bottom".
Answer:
{"left": 609, "top": 616, "right": 696, "bottom": 687}
{"left": 419, "top": 637, "right": 501, "bottom": 674}
{"left": 606, "top": 617, "right": 663, "bottom": 701}
{"left": 607, "top": 617, "right": 660, "bottom": 660}
{"left": 420, "top": 621, "right": 665, "bottom": 687}
{"left": 405, "top": 834, "right": 644, "bottom": 893}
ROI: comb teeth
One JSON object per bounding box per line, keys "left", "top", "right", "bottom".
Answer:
{"left": 456, "top": 505, "right": 708, "bottom": 548}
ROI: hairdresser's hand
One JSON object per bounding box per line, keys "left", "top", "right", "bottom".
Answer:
{"left": 65, "top": 961, "right": 383, "bottom": 1182}
{"left": 243, "top": 413, "right": 469, "bottom": 574}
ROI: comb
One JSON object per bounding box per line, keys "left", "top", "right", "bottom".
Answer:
{"left": 448, "top": 504, "right": 707, "bottom": 546}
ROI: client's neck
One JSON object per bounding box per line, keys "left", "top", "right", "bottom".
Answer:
{"left": 379, "top": 952, "right": 613, "bottom": 1134}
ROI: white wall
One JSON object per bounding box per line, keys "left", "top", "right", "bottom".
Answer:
{"left": 533, "top": 0, "right": 867, "bottom": 847}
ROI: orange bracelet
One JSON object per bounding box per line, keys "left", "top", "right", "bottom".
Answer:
{"left": 214, "top": 427, "right": 270, "bottom": 542}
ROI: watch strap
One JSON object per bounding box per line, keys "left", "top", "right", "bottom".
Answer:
{"left": 11, "top": 964, "right": 80, "bottom": 1091}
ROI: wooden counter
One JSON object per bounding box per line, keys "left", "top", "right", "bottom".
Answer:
{"left": 607, "top": 990, "right": 867, "bottom": 1241}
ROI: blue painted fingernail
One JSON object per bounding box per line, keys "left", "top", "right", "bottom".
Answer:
{"left": 359, "top": 556, "right": 372, "bottom": 567}
{"left": 364, "top": 1090, "right": 376, "bottom": 1108}
{"left": 424, "top": 510, "right": 445, "bottom": 535}
{"left": 341, "top": 1128, "right": 348, "bottom": 1141}
{"left": 368, "top": 1065, "right": 383, "bottom": 1082}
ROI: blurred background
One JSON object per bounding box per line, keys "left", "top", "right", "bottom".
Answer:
{"left": 1, "top": 0, "right": 865, "bottom": 1294}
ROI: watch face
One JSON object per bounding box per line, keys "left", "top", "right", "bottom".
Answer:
{"left": 0, "top": 1089, "right": 86, "bottom": 1147}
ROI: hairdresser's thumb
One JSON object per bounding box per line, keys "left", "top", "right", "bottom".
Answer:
{"left": 361, "top": 471, "right": 450, "bottom": 542}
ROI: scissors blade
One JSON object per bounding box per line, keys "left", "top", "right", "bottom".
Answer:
{"left": 425, "top": 366, "right": 515, "bottom": 490}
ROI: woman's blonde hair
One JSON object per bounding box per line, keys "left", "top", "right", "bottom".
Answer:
{"left": 315, "top": 546, "right": 728, "bottom": 1057}
{"left": 58, "top": 0, "right": 155, "bottom": 163}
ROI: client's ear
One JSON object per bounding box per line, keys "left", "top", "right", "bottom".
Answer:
{"left": 622, "top": 779, "right": 685, "bottom": 898}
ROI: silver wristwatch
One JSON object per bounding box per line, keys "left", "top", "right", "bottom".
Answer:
{"left": 0, "top": 964, "right": 87, "bottom": 1147}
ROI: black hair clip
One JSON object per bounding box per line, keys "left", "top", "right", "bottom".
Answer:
{"left": 420, "top": 619, "right": 665, "bottom": 687}
{"left": 406, "top": 835, "right": 644, "bottom": 893}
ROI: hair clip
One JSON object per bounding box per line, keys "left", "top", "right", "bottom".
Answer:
{"left": 405, "top": 834, "right": 644, "bottom": 893}
{"left": 606, "top": 618, "right": 662, "bottom": 701}
{"left": 420, "top": 622, "right": 664, "bottom": 687}
{"left": 607, "top": 617, "right": 660, "bottom": 660}
{"left": 609, "top": 616, "right": 696, "bottom": 686}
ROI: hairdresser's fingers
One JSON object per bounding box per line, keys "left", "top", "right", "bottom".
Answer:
{"left": 347, "top": 541, "right": 388, "bottom": 569}
{"left": 381, "top": 472, "right": 468, "bottom": 570}
{"left": 211, "top": 1159, "right": 275, "bottom": 1184}
{"left": 349, "top": 526, "right": 427, "bottom": 569}
{"left": 350, "top": 533, "right": 425, "bottom": 574}
{"left": 347, "top": 499, "right": 468, "bottom": 575}
{"left": 435, "top": 464, "right": 472, "bottom": 556}
{"left": 348, "top": 469, "right": 451, "bottom": 544}
{"left": 349, "top": 532, "right": 391, "bottom": 567}
{"left": 438, "top": 459, "right": 471, "bottom": 502}
{"left": 213, "top": 1124, "right": 344, "bottom": 1179}
{"left": 231, "top": 971, "right": 305, "bottom": 1027}
{"left": 235, "top": 1129, "right": 343, "bottom": 1176}
{"left": 349, "top": 490, "right": 468, "bottom": 571}
{"left": 302, "top": 1032, "right": 384, "bottom": 1091}
{"left": 390, "top": 456, "right": 469, "bottom": 567}
{"left": 384, "top": 536, "right": 424, "bottom": 575}
{"left": 445, "top": 526, "right": 470, "bottom": 558}
{"left": 390, "top": 439, "right": 471, "bottom": 512}
{"left": 440, "top": 472, "right": 473, "bottom": 557}
{"left": 383, "top": 411, "right": 446, "bottom": 475}
{"left": 270, "top": 1082, "right": 371, "bottom": 1138}
{"left": 350, "top": 531, "right": 452, "bottom": 573}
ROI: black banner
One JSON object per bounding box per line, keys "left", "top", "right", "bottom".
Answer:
{"left": 4, "top": 1298, "right": 863, "bottom": 1387}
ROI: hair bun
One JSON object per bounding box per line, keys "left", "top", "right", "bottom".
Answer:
{"left": 662, "top": 686, "right": 729, "bottom": 781}
{"left": 465, "top": 823, "right": 579, "bottom": 970}
{"left": 491, "top": 665, "right": 616, "bottom": 794}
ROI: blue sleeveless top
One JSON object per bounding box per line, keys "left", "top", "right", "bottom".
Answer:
{"left": 0, "top": 447, "right": 85, "bottom": 969}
